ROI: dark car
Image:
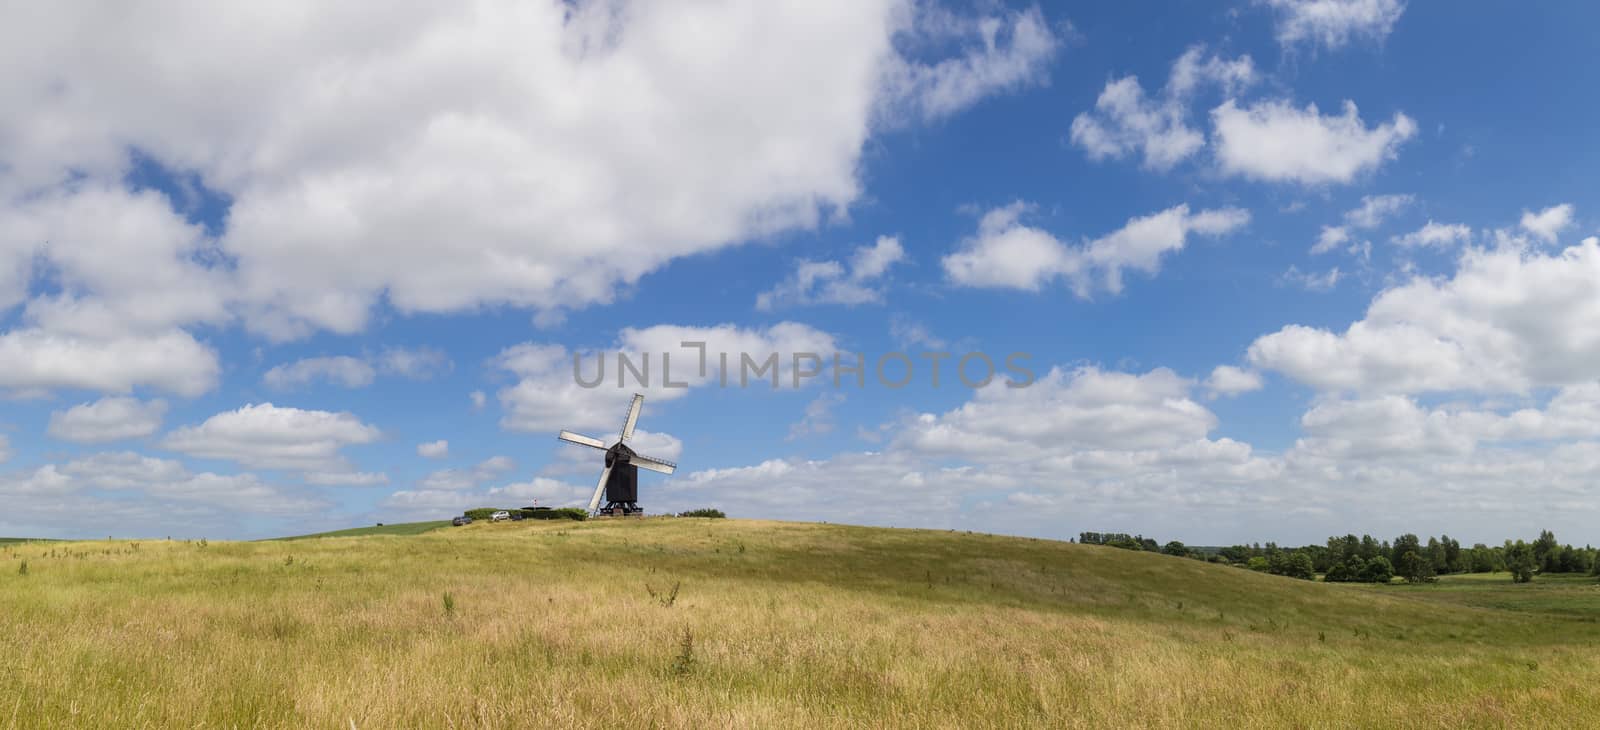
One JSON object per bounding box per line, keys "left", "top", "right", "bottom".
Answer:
{"left": 451, "top": 515, "right": 473, "bottom": 526}
{"left": 509, "top": 511, "right": 525, "bottom": 521}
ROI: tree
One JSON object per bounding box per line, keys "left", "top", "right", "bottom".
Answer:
{"left": 1398, "top": 551, "right": 1435, "bottom": 584}
{"left": 1162, "top": 541, "right": 1188, "bottom": 557}
{"left": 1505, "top": 540, "right": 1537, "bottom": 583}
{"left": 1247, "top": 556, "right": 1270, "bottom": 572}
{"left": 1533, "top": 530, "right": 1560, "bottom": 573}
{"left": 1282, "top": 552, "right": 1316, "bottom": 580}
{"left": 1361, "top": 556, "right": 1394, "bottom": 584}
{"left": 1392, "top": 534, "right": 1422, "bottom": 566}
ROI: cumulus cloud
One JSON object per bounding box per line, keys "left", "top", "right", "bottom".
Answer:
{"left": 1281, "top": 266, "right": 1343, "bottom": 292}
{"left": 878, "top": 5, "right": 1059, "bottom": 123}
{"left": 494, "top": 322, "right": 837, "bottom": 434}
{"left": 0, "top": 0, "right": 1056, "bottom": 390}
{"left": 303, "top": 471, "right": 389, "bottom": 487}
{"left": 0, "top": 329, "right": 219, "bottom": 397}
{"left": 418, "top": 456, "right": 516, "bottom": 491}
{"left": 1262, "top": 0, "right": 1406, "bottom": 50}
{"left": 757, "top": 236, "right": 905, "bottom": 310}
{"left": 1520, "top": 203, "right": 1575, "bottom": 243}
{"left": 1212, "top": 100, "right": 1417, "bottom": 185}
{"left": 1070, "top": 46, "right": 1256, "bottom": 171}
{"left": 943, "top": 203, "right": 1248, "bottom": 293}
{"left": 1392, "top": 220, "right": 1472, "bottom": 248}
{"left": 162, "top": 403, "right": 381, "bottom": 471}
{"left": 1344, "top": 193, "right": 1414, "bottom": 229}
{"left": 1206, "top": 366, "right": 1265, "bottom": 398}
{"left": 1250, "top": 236, "right": 1600, "bottom": 395}
{"left": 1310, "top": 226, "right": 1352, "bottom": 255}
{"left": 0, "top": 452, "right": 329, "bottom": 537}
{"left": 417, "top": 440, "right": 449, "bottom": 459}
{"left": 47, "top": 396, "right": 169, "bottom": 444}
{"left": 263, "top": 356, "right": 376, "bottom": 390}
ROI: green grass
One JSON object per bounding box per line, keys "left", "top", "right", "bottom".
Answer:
{"left": 0, "top": 537, "right": 56, "bottom": 545}
{"left": 268, "top": 520, "right": 453, "bottom": 540}
{"left": 3, "top": 519, "right": 1598, "bottom": 728}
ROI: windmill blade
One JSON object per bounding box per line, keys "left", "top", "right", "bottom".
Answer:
{"left": 558, "top": 430, "right": 607, "bottom": 450}
{"left": 619, "top": 393, "right": 644, "bottom": 442}
{"left": 631, "top": 453, "right": 677, "bottom": 475}
{"left": 587, "top": 465, "right": 612, "bottom": 513}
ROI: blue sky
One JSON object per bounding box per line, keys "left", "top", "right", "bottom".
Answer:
{"left": 3, "top": 1, "right": 1600, "bottom": 544}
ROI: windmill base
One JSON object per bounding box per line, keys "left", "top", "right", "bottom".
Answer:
{"left": 597, "top": 502, "right": 644, "bottom": 518}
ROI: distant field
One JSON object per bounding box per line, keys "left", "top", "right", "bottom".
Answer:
{"left": 3, "top": 519, "right": 1598, "bottom": 728}
{"left": 269, "top": 520, "right": 453, "bottom": 540}
{"left": 0, "top": 537, "right": 56, "bottom": 545}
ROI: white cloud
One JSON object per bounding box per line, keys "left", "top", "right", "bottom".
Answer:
{"left": 1310, "top": 225, "right": 1351, "bottom": 255}
{"left": 757, "top": 236, "right": 905, "bottom": 310}
{"left": 878, "top": 6, "right": 1059, "bottom": 123}
{"left": 1070, "top": 47, "right": 1255, "bottom": 171}
{"left": 263, "top": 347, "right": 451, "bottom": 390}
{"left": 1281, "top": 266, "right": 1343, "bottom": 292}
{"left": 1344, "top": 193, "right": 1413, "bottom": 229}
{"left": 304, "top": 471, "right": 389, "bottom": 487}
{"left": 495, "top": 322, "right": 837, "bottom": 433}
{"left": 162, "top": 403, "right": 381, "bottom": 471}
{"left": 418, "top": 456, "right": 516, "bottom": 491}
{"left": 1520, "top": 203, "right": 1575, "bottom": 243}
{"left": 1392, "top": 220, "right": 1472, "bottom": 248}
{"left": 47, "top": 396, "right": 168, "bottom": 444}
{"left": 2, "top": 1, "right": 1055, "bottom": 349}
{"left": 1250, "top": 236, "right": 1600, "bottom": 395}
{"left": 1263, "top": 0, "right": 1406, "bottom": 50}
{"left": 1206, "top": 366, "right": 1265, "bottom": 398}
{"left": 788, "top": 393, "right": 846, "bottom": 440}
{"left": 263, "top": 356, "right": 376, "bottom": 390}
{"left": 0, "top": 329, "right": 219, "bottom": 397}
{"left": 943, "top": 203, "right": 1248, "bottom": 293}
{"left": 0, "top": 435, "right": 9, "bottom": 464}
{"left": 470, "top": 390, "right": 487, "bottom": 410}
{"left": 417, "top": 440, "right": 449, "bottom": 459}
{"left": 0, "top": 452, "right": 330, "bottom": 534}
{"left": 377, "top": 346, "right": 452, "bottom": 380}
{"left": 889, "top": 314, "right": 948, "bottom": 350}
{"left": 1211, "top": 100, "right": 1417, "bottom": 185}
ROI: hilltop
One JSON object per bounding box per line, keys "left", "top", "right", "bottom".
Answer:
{"left": 2, "top": 518, "right": 1597, "bottom": 728}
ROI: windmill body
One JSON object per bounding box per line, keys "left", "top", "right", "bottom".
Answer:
{"left": 557, "top": 394, "right": 677, "bottom": 516}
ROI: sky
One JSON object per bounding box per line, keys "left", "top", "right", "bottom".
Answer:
{"left": 3, "top": 1, "right": 1600, "bottom": 545}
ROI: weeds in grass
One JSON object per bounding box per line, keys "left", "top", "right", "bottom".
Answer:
{"left": 17, "top": 560, "right": 26, "bottom": 576}
{"left": 671, "top": 628, "right": 695, "bottom": 675}
{"left": 646, "top": 581, "right": 681, "bottom": 607}
{"left": 443, "top": 592, "right": 456, "bottom": 615}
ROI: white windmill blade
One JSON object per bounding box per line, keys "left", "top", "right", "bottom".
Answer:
{"left": 558, "top": 430, "right": 608, "bottom": 450}
{"left": 587, "top": 465, "right": 612, "bottom": 513}
{"left": 619, "top": 393, "right": 644, "bottom": 442}
{"left": 631, "top": 454, "right": 677, "bottom": 475}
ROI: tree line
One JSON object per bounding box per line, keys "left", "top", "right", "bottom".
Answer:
{"left": 1077, "top": 529, "right": 1599, "bottom": 584}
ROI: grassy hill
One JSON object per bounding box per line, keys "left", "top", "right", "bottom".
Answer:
{"left": 2, "top": 519, "right": 1597, "bottom": 728}
{"left": 268, "top": 520, "right": 453, "bottom": 540}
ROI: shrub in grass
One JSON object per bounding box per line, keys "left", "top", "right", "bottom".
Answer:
{"left": 678, "top": 508, "right": 726, "bottom": 518}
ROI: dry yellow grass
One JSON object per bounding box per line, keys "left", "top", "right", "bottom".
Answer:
{"left": 2, "top": 518, "right": 1598, "bottom": 728}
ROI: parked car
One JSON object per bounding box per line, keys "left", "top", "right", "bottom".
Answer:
{"left": 509, "top": 511, "right": 525, "bottom": 521}
{"left": 452, "top": 515, "right": 472, "bottom": 526}
{"left": 490, "top": 510, "right": 511, "bottom": 522}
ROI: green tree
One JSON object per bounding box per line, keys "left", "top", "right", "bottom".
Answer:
{"left": 1162, "top": 541, "right": 1188, "bottom": 557}
{"left": 1391, "top": 534, "right": 1421, "bottom": 566}
{"left": 1505, "top": 540, "right": 1537, "bottom": 583}
{"left": 1361, "top": 556, "right": 1394, "bottom": 583}
{"left": 1533, "top": 530, "right": 1560, "bottom": 573}
{"left": 1398, "top": 551, "right": 1435, "bottom": 584}
{"left": 1282, "top": 552, "right": 1316, "bottom": 580}
{"left": 1246, "top": 556, "right": 1270, "bottom": 572}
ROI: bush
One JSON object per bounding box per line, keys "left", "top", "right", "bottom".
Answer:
{"left": 677, "top": 508, "right": 726, "bottom": 518}
{"left": 463, "top": 508, "right": 502, "bottom": 521}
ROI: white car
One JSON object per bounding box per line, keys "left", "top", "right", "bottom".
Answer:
{"left": 490, "top": 510, "right": 512, "bottom": 522}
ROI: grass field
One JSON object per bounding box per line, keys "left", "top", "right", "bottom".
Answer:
{"left": 268, "top": 520, "right": 453, "bottom": 541}
{"left": 3, "top": 519, "right": 1598, "bottom": 728}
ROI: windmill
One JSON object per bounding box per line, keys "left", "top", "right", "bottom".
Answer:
{"left": 557, "top": 393, "right": 677, "bottom": 516}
